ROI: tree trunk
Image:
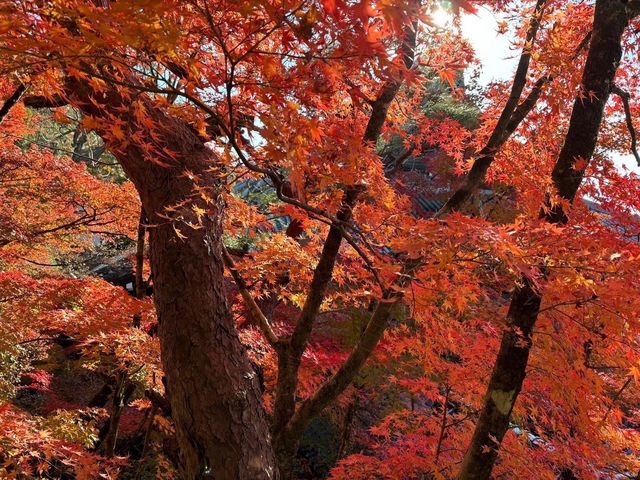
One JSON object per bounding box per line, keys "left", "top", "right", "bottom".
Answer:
{"left": 458, "top": 2, "right": 629, "bottom": 479}
{"left": 436, "top": 0, "right": 548, "bottom": 217}
{"left": 275, "top": 293, "right": 402, "bottom": 476}
{"left": 149, "top": 181, "right": 276, "bottom": 479}
{"left": 62, "top": 76, "right": 278, "bottom": 479}
{"left": 336, "top": 398, "right": 358, "bottom": 461}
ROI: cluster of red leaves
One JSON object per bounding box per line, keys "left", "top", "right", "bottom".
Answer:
{"left": 0, "top": 404, "right": 123, "bottom": 480}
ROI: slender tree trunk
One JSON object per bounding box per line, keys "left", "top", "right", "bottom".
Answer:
{"left": 59, "top": 76, "right": 278, "bottom": 479}
{"left": 275, "top": 293, "right": 403, "bottom": 475}
{"left": 458, "top": 2, "right": 629, "bottom": 479}
{"left": 132, "top": 208, "right": 146, "bottom": 328}
{"left": 135, "top": 211, "right": 146, "bottom": 286}
{"left": 269, "top": 12, "right": 419, "bottom": 476}
{"left": 271, "top": 188, "right": 361, "bottom": 441}
{"left": 336, "top": 397, "right": 358, "bottom": 461}
{"left": 436, "top": 0, "right": 548, "bottom": 217}
{"left": 100, "top": 374, "right": 135, "bottom": 456}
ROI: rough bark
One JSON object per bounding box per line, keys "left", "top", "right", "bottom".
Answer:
{"left": 59, "top": 75, "right": 278, "bottom": 479}
{"left": 458, "top": 2, "right": 629, "bottom": 479}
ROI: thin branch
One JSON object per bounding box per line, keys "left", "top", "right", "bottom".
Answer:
{"left": 0, "top": 132, "right": 116, "bottom": 165}
{"left": 286, "top": 291, "right": 400, "bottom": 439}
{"left": 289, "top": 187, "right": 363, "bottom": 355}
{"left": 284, "top": 260, "right": 420, "bottom": 439}
{"left": 611, "top": 84, "right": 640, "bottom": 166}
{"left": 134, "top": 209, "right": 147, "bottom": 300}
{"left": 628, "top": 1, "right": 640, "bottom": 18}
{"left": 222, "top": 246, "right": 281, "bottom": 347}
{"left": 503, "top": 74, "right": 552, "bottom": 137}
{"left": 386, "top": 145, "right": 415, "bottom": 177}
{"left": 537, "top": 295, "right": 597, "bottom": 314}
{"left": 271, "top": 5, "right": 420, "bottom": 438}
{"left": 17, "top": 337, "right": 59, "bottom": 345}
{"left": 573, "top": 31, "right": 592, "bottom": 60}
{"left": 600, "top": 376, "right": 633, "bottom": 424}
{"left": 434, "top": 386, "right": 451, "bottom": 466}
{"left": 16, "top": 257, "right": 66, "bottom": 268}
{"left": 488, "top": 0, "right": 548, "bottom": 147}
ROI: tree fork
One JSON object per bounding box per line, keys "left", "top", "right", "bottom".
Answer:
{"left": 436, "top": 0, "right": 548, "bottom": 217}
{"left": 269, "top": 7, "right": 419, "bottom": 475}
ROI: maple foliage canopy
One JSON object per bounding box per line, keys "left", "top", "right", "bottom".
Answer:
{"left": 0, "top": 0, "right": 640, "bottom": 479}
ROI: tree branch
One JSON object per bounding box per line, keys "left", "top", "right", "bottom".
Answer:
{"left": 504, "top": 74, "right": 552, "bottom": 137}
{"left": 285, "top": 292, "right": 400, "bottom": 440}
{"left": 134, "top": 208, "right": 147, "bottom": 300}
{"left": 0, "top": 83, "right": 26, "bottom": 124}
{"left": 386, "top": 145, "right": 415, "bottom": 177}
{"left": 288, "top": 187, "right": 363, "bottom": 357}
{"left": 222, "top": 246, "right": 281, "bottom": 347}
{"left": 22, "top": 93, "right": 69, "bottom": 109}
{"left": 283, "top": 260, "right": 419, "bottom": 441}
{"left": 611, "top": 84, "right": 640, "bottom": 166}
{"left": 628, "top": 1, "right": 640, "bottom": 18}
{"left": 434, "top": 386, "right": 451, "bottom": 466}
{"left": 435, "top": 0, "right": 548, "bottom": 217}
{"left": 600, "top": 376, "right": 632, "bottom": 424}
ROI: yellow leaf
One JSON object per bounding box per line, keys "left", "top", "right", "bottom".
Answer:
{"left": 173, "top": 225, "right": 187, "bottom": 240}
{"left": 192, "top": 204, "right": 206, "bottom": 222}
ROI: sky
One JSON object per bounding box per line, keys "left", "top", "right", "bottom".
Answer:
{"left": 460, "top": 6, "right": 516, "bottom": 85}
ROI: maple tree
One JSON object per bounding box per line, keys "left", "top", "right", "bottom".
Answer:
{"left": 1, "top": 0, "right": 640, "bottom": 479}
